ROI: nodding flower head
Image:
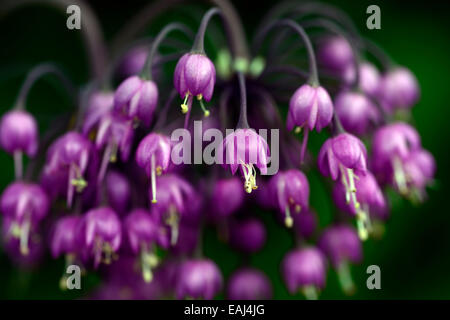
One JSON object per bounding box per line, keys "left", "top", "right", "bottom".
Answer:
{"left": 50, "top": 215, "right": 81, "bottom": 259}
{"left": 404, "top": 149, "right": 436, "bottom": 190}
{"left": 227, "top": 268, "right": 272, "bottom": 300}
{"left": 281, "top": 247, "right": 327, "bottom": 300}
{"left": 269, "top": 169, "right": 310, "bottom": 228}
{"left": 357, "top": 62, "right": 381, "bottom": 97}
{"left": 174, "top": 53, "right": 216, "bottom": 116}
{"left": 372, "top": 122, "right": 424, "bottom": 194}
{"left": 210, "top": 177, "right": 245, "bottom": 218}
{"left": 136, "top": 133, "right": 171, "bottom": 204}
{"left": 287, "top": 84, "right": 334, "bottom": 133}
{"left": 95, "top": 112, "right": 134, "bottom": 181}
{"left": 114, "top": 75, "right": 159, "bottom": 126}
{"left": 318, "top": 133, "right": 367, "bottom": 217}
{"left": 334, "top": 91, "right": 380, "bottom": 136}
{"left": 2, "top": 216, "right": 44, "bottom": 267}
{"left": 124, "top": 208, "right": 165, "bottom": 282}
{"left": 221, "top": 128, "right": 270, "bottom": 194}
{"left": 333, "top": 171, "right": 387, "bottom": 240}
{"left": 377, "top": 67, "right": 420, "bottom": 111}
{"left": 319, "top": 225, "right": 362, "bottom": 295}
{"left": 82, "top": 91, "right": 114, "bottom": 135}
{"left": 77, "top": 207, "right": 122, "bottom": 268}
{"left": 175, "top": 259, "right": 223, "bottom": 300}
{"left": 229, "top": 217, "right": 266, "bottom": 254}
{"left": 317, "top": 36, "right": 354, "bottom": 74}
{"left": 150, "top": 174, "right": 197, "bottom": 246}
{"left": 45, "top": 131, "right": 92, "bottom": 207}
{"left": 106, "top": 171, "right": 131, "bottom": 215}
{"left": 0, "top": 110, "right": 38, "bottom": 157}
{"left": 1, "top": 182, "right": 49, "bottom": 256}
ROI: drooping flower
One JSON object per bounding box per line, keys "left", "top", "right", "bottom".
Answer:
{"left": 1, "top": 181, "right": 49, "bottom": 256}
{"left": 150, "top": 174, "right": 197, "bottom": 246}
{"left": 175, "top": 259, "right": 223, "bottom": 300}
{"left": 82, "top": 91, "right": 114, "bottom": 136}
{"left": 334, "top": 91, "right": 380, "bottom": 135}
{"left": 221, "top": 128, "right": 270, "bottom": 194}
{"left": 319, "top": 225, "right": 362, "bottom": 295}
{"left": 114, "top": 75, "right": 158, "bottom": 126}
{"left": 287, "top": 84, "right": 333, "bottom": 161}
{"left": 77, "top": 207, "right": 122, "bottom": 268}
{"left": 269, "top": 169, "right": 310, "bottom": 228}
{"left": 209, "top": 177, "right": 245, "bottom": 218}
{"left": 106, "top": 170, "right": 131, "bottom": 215}
{"left": 50, "top": 215, "right": 82, "bottom": 259}
{"left": 229, "top": 217, "right": 266, "bottom": 253}
{"left": 318, "top": 133, "right": 367, "bottom": 214}
{"left": 95, "top": 112, "right": 134, "bottom": 181}
{"left": 377, "top": 67, "right": 420, "bottom": 111}
{"left": 317, "top": 36, "right": 354, "bottom": 74}
{"left": 333, "top": 171, "right": 387, "bottom": 240}
{"left": 371, "top": 122, "right": 427, "bottom": 197}
{"left": 281, "top": 247, "right": 327, "bottom": 300}
{"left": 227, "top": 268, "right": 272, "bottom": 300}
{"left": 0, "top": 110, "right": 38, "bottom": 157}
{"left": 356, "top": 62, "right": 381, "bottom": 97}
{"left": 400, "top": 148, "right": 436, "bottom": 201}
{"left": 45, "top": 131, "right": 93, "bottom": 207}
{"left": 123, "top": 209, "right": 165, "bottom": 282}
{"left": 2, "top": 216, "right": 44, "bottom": 267}
{"left": 135, "top": 133, "right": 171, "bottom": 203}
{"left": 174, "top": 53, "right": 216, "bottom": 116}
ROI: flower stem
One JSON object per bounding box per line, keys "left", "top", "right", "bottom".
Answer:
{"left": 236, "top": 72, "right": 249, "bottom": 129}
{"left": 253, "top": 19, "right": 319, "bottom": 86}
{"left": 192, "top": 7, "right": 221, "bottom": 54}
{"left": 14, "top": 63, "right": 77, "bottom": 110}
{"left": 141, "top": 23, "right": 192, "bottom": 80}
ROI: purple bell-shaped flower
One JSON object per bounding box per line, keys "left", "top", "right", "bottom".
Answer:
{"left": 95, "top": 112, "right": 134, "bottom": 181}
{"left": 333, "top": 171, "right": 387, "bottom": 240}
{"left": 114, "top": 75, "right": 158, "bottom": 126}
{"left": 45, "top": 131, "right": 93, "bottom": 207}
{"left": 105, "top": 170, "right": 131, "bottom": 216}
{"left": 136, "top": 133, "right": 171, "bottom": 203}
{"left": 269, "top": 169, "right": 310, "bottom": 228}
{"left": 124, "top": 208, "right": 165, "bottom": 282}
{"left": 229, "top": 217, "right": 266, "bottom": 253}
{"left": 334, "top": 91, "right": 380, "bottom": 136}
{"left": 209, "top": 177, "right": 245, "bottom": 218}
{"left": 82, "top": 91, "right": 114, "bottom": 136}
{"left": 77, "top": 207, "right": 122, "bottom": 268}
{"left": 319, "top": 225, "right": 362, "bottom": 295}
{"left": 1, "top": 181, "right": 49, "bottom": 255}
{"left": 281, "top": 247, "right": 328, "bottom": 300}
{"left": 174, "top": 53, "right": 216, "bottom": 116}
{"left": 175, "top": 259, "right": 223, "bottom": 300}
{"left": 221, "top": 128, "right": 270, "bottom": 194}
{"left": 377, "top": 67, "right": 420, "bottom": 112}
{"left": 150, "top": 174, "right": 197, "bottom": 246}
{"left": 287, "top": 84, "right": 333, "bottom": 161}
{"left": 227, "top": 268, "right": 272, "bottom": 300}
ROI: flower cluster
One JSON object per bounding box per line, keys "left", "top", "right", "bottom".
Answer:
{"left": 0, "top": 1, "right": 435, "bottom": 300}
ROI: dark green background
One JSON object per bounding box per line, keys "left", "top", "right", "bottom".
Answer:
{"left": 0, "top": 0, "right": 449, "bottom": 299}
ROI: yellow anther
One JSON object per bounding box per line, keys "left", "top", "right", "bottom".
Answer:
{"left": 294, "top": 126, "right": 302, "bottom": 134}
{"left": 181, "top": 104, "right": 188, "bottom": 114}
{"left": 196, "top": 94, "right": 203, "bottom": 100}
{"left": 295, "top": 204, "right": 302, "bottom": 213}
{"left": 156, "top": 166, "right": 162, "bottom": 176}
{"left": 151, "top": 199, "right": 157, "bottom": 204}
{"left": 285, "top": 216, "right": 293, "bottom": 228}
{"left": 204, "top": 110, "right": 210, "bottom": 117}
